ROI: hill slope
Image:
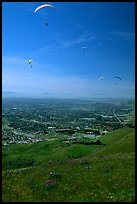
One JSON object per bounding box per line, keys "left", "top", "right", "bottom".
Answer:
{"left": 2, "top": 127, "right": 135, "bottom": 202}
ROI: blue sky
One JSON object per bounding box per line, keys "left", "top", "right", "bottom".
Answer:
{"left": 2, "top": 2, "right": 135, "bottom": 98}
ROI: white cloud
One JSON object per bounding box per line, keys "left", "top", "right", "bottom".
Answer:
{"left": 61, "top": 34, "right": 96, "bottom": 48}
{"left": 109, "top": 31, "right": 135, "bottom": 41}
{"left": 24, "top": 33, "right": 97, "bottom": 59}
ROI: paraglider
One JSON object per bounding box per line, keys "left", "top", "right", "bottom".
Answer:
{"left": 34, "top": 4, "right": 55, "bottom": 28}
{"left": 81, "top": 46, "right": 88, "bottom": 54}
{"left": 81, "top": 46, "right": 88, "bottom": 49}
{"left": 98, "top": 76, "right": 104, "bottom": 80}
{"left": 113, "top": 76, "right": 122, "bottom": 85}
{"left": 113, "top": 76, "right": 121, "bottom": 80}
{"left": 28, "top": 59, "right": 33, "bottom": 68}
{"left": 34, "top": 4, "right": 55, "bottom": 13}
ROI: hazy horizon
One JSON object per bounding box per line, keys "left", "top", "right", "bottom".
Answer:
{"left": 2, "top": 91, "right": 135, "bottom": 100}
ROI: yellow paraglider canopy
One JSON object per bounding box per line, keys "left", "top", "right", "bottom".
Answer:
{"left": 28, "top": 59, "right": 33, "bottom": 64}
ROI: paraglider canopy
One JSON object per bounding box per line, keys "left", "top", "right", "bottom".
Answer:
{"left": 113, "top": 76, "right": 121, "bottom": 80}
{"left": 81, "top": 46, "right": 88, "bottom": 49}
{"left": 34, "top": 4, "right": 55, "bottom": 13}
{"left": 28, "top": 59, "right": 33, "bottom": 64}
{"left": 98, "top": 76, "right": 104, "bottom": 80}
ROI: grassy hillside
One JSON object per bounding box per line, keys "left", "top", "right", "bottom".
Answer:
{"left": 2, "top": 127, "right": 135, "bottom": 202}
{"left": 94, "top": 127, "right": 135, "bottom": 155}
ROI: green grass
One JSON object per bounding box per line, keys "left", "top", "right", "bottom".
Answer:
{"left": 2, "top": 137, "right": 102, "bottom": 170}
{"left": 2, "top": 127, "right": 135, "bottom": 202}
{"left": 95, "top": 127, "right": 135, "bottom": 156}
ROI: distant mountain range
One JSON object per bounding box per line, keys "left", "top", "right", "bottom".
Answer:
{"left": 2, "top": 91, "right": 53, "bottom": 98}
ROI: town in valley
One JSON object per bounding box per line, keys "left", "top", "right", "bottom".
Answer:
{"left": 2, "top": 97, "right": 135, "bottom": 146}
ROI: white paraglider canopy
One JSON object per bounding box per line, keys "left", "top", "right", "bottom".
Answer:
{"left": 34, "top": 4, "right": 55, "bottom": 13}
